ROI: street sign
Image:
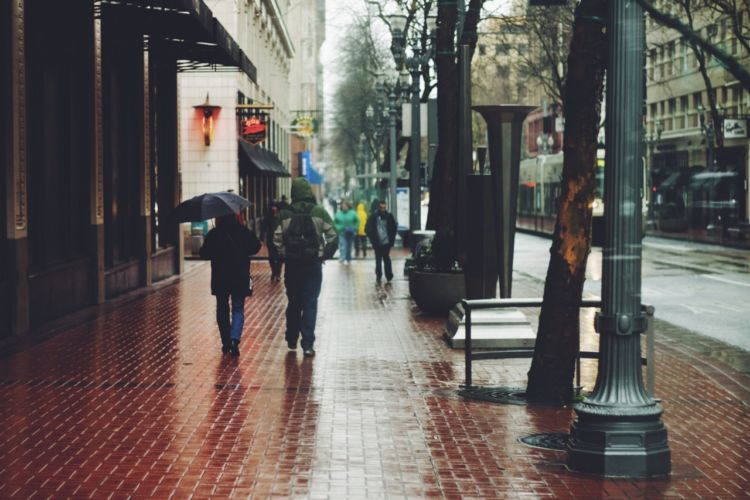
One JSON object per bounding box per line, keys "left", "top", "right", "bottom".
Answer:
{"left": 396, "top": 187, "right": 410, "bottom": 230}
{"left": 723, "top": 118, "right": 748, "bottom": 139}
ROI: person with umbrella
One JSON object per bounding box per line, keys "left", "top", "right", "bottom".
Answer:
{"left": 199, "top": 214, "right": 261, "bottom": 356}
{"left": 172, "top": 191, "right": 260, "bottom": 356}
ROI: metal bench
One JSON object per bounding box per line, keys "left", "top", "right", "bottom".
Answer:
{"left": 461, "top": 297, "right": 656, "bottom": 396}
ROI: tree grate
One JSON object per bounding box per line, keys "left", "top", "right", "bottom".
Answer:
{"left": 457, "top": 386, "right": 529, "bottom": 405}
{"left": 519, "top": 432, "right": 570, "bottom": 451}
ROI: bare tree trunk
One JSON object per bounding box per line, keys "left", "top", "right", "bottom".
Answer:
{"left": 526, "top": 0, "right": 607, "bottom": 404}
{"left": 426, "top": 0, "right": 484, "bottom": 268}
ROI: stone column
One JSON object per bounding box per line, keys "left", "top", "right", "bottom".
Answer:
{"left": 90, "top": 15, "right": 106, "bottom": 304}
{"left": 7, "top": 0, "right": 29, "bottom": 335}
{"left": 140, "top": 48, "right": 153, "bottom": 287}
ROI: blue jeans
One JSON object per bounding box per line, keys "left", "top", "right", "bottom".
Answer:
{"left": 339, "top": 232, "right": 354, "bottom": 262}
{"left": 216, "top": 293, "right": 246, "bottom": 343}
{"left": 284, "top": 261, "right": 323, "bottom": 350}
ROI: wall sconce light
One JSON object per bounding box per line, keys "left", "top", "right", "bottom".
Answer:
{"left": 193, "top": 93, "right": 221, "bottom": 146}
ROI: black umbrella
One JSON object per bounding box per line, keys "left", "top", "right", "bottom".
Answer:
{"left": 170, "top": 192, "right": 251, "bottom": 222}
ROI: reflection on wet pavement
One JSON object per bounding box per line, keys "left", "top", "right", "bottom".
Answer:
{"left": 0, "top": 252, "right": 748, "bottom": 498}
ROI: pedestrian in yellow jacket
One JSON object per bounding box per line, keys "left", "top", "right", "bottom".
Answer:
{"left": 355, "top": 202, "right": 369, "bottom": 258}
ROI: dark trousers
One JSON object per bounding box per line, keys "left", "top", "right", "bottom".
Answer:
{"left": 216, "top": 293, "right": 246, "bottom": 345}
{"left": 284, "top": 261, "right": 323, "bottom": 350}
{"left": 355, "top": 235, "right": 368, "bottom": 257}
{"left": 269, "top": 257, "right": 283, "bottom": 278}
{"left": 268, "top": 243, "right": 283, "bottom": 278}
{"left": 373, "top": 244, "right": 393, "bottom": 281}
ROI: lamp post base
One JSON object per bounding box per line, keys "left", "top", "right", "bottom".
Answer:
{"left": 568, "top": 415, "right": 671, "bottom": 477}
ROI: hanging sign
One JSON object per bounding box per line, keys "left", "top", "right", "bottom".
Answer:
{"left": 723, "top": 118, "right": 748, "bottom": 139}
{"left": 241, "top": 115, "right": 267, "bottom": 145}
{"left": 292, "top": 115, "right": 318, "bottom": 137}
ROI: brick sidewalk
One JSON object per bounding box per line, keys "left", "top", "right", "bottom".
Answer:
{"left": 0, "top": 256, "right": 748, "bottom": 498}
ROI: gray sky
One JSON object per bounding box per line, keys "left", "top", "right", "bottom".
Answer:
{"left": 320, "top": 0, "right": 511, "bottom": 121}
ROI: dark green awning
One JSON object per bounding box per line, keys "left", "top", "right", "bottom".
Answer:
{"left": 239, "top": 142, "right": 290, "bottom": 177}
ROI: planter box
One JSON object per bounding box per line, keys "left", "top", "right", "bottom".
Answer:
{"left": 409, "top": 270, "right": 466, "bottom": 315}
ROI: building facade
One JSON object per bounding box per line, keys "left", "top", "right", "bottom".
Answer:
{"left": 179, "top": 0, "right": 295, "bottom": 236}
{"left": 1, "top": 0, "right": 258, "bottom": 339}
{"left": 287, "top": 0, "right": 326, "bottom": 190}
{"left": 646, "top": 2, "right": 750, "bottom": 244}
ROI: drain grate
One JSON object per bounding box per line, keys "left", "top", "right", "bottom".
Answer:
{"left": 457, "top": 386, "right": 528, "bottom": 405}
{"left": 519, "top": 432, "right": 570, "bottom": 451}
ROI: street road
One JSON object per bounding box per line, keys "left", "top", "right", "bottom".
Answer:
{"left": 514, "top": 233, "right": 750, "bottom": 351}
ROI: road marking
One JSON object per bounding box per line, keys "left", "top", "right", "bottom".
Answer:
{"left": 643, "top": 241, "right": 692, "bottom": 252}
{"left": 703, "top": 275, "right": 750, "bottom": 288}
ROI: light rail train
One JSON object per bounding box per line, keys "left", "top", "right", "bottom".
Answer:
{"left": 516, "top": 150, "right": 606, "bottom": 243}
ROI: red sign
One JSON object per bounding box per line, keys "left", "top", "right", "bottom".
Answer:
{"left": 241, "top": 116, "right": 267, "bottom": 145}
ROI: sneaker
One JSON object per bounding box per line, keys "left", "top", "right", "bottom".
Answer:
{"left": 230, "top": 339, "right": 240, "bottom": 357}
{"left": 287, "top": 340, "right": 297, "bottom": 350}
{"left": 303, "top": 348, "right": 316, "bottom": 358}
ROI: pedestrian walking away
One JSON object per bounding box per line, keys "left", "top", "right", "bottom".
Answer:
{"left": 366, "top": 200, "right": 397, "bottom": 283}
{"left": 273, "top": 178, "right": 338, "bottom": 357}
{"left": 199, "top": 214, "right": 261, "bottom": 356}
{"left": 260, "top": 201, "right": 283, "bottom": 281}
{"left": 355, "top": 202, "right": 369, "bottom": 258}
{"left": 334, "top": 201, "right": 359, "bottom": 265}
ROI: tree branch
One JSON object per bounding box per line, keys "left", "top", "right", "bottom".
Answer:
{"left": 637, "top": 0, "right": 750, "bottom": 92}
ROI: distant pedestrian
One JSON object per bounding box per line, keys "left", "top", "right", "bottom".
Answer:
{"left": 365, "top": 200, "right": 397, "bottom": 283}
{"left": 199, "top": 214, "right": 261, "bottom": 356}
{"left": 273, "top": 178, "right": 338, "bottom": 357}
{"left": 355, "top": 202, "right": 369, "bottom": 258}
{"left": 334, "top": 201, "right": 359, "bottom": 265}
{"left": 260, "top": 202, "right": 283, "bottom": 281}
{"left": 278, "top": 195, "right": 290, "bottom": 210}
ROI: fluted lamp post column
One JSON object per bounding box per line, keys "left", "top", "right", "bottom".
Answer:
{"left": 407, "top": 53, "right": 422, "bottom": 231}
{"left": 567, "top": 0, "right": 671, "bottom": 477}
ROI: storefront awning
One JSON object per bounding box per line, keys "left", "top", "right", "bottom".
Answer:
{"left": 96, "top": 0, "right": 256, "bottom": 82}
{"left": 239, "top": 141, "right": 291, "bottom": 177}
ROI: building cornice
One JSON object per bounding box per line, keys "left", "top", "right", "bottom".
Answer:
{"left": 264, "top": 0, "right": 295, "bottom": 59}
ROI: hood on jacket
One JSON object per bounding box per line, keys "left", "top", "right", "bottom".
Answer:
{"left": 291, "top": 178, "right": 315, "bottom": 203}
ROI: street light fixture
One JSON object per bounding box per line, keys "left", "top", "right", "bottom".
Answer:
{"left": 426, "top": 14, "right": 438, "bottom": 34}
{"left": 567, "top": 0, "right": 671, "bottom": 477}
{"left": 388, "top": 14, "right": 408, "bottom": 68}
{"left": 697, "top": 104, "right": 717, "bottom": 170}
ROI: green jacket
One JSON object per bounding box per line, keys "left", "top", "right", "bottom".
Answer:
{"left": 334, "top": 208, "right": 360, "bottom": 236}
{"left": 273, "top": 178, "right": 338, "bottom": 260}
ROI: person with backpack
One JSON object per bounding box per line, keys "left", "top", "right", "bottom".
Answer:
{"left": 199, "top": 214, "right": 261, "bottom": 356}
{"left": 273, "top": 178, "right": 338, "bottom": 357}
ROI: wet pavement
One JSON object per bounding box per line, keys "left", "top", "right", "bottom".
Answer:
{"left": 1, "top": 246, "right": 749, "bottom": 498}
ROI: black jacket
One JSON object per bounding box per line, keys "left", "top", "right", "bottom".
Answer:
{"left": 199, "top": 223, "right": 261, "bottom": 296}
{"left": 365, "top": 210, "right": 397, "bottom": 248}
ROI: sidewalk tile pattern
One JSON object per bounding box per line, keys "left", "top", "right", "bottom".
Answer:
{"left": 0, "top": 257, "right": 748, "bottom": 498}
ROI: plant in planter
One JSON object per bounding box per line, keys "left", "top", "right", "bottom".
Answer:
{"left": 408, "top": 237, "right": 466, "bottom": 314}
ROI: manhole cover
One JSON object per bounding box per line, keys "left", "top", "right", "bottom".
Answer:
{"left": 520, "top": 432, "right": 569, "bottom": 451}
{"left": 457, "top": 386, "right": 528, "bottom": 405}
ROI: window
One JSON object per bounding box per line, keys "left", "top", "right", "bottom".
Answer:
{"left": 666, "top": 42, "right": 675, "bottom": 76}
{"left": 678, "top": 96, "right": 688, "bottom": 129}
